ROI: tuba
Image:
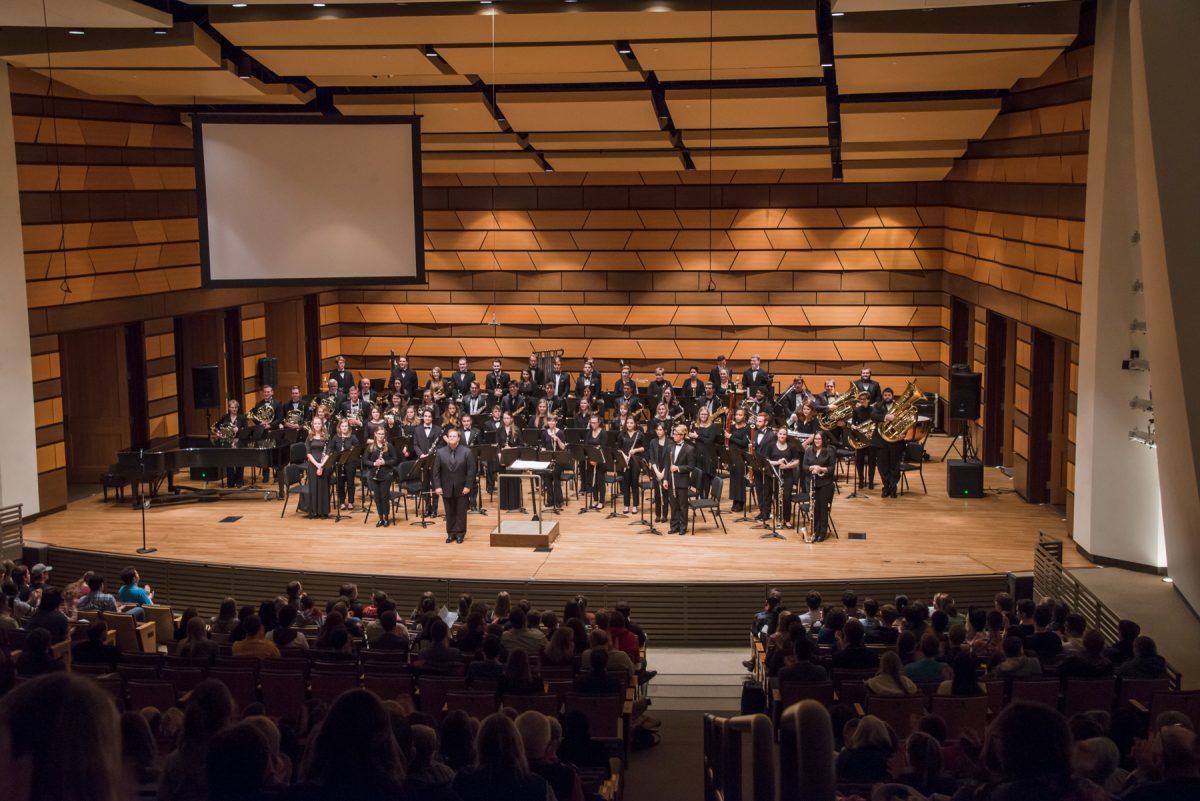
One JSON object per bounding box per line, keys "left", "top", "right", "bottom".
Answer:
{"left": 878, "top": 382, "right": 925, "bottom": 443}
{"left": 248, "top": 403, "right": 275, "bottom": 425}
{"left": 846, "top": 420, "right": 876, "bottom": 450}
{"left": 817, "top": 385, "right": 856, "bottom": 431}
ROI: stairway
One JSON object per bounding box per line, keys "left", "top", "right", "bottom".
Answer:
{"left": 645, "top": 647, "right": 747, "bottom": 713}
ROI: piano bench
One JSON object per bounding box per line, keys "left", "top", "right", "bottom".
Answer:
{"left": 101, "top": 470, "right": 130, "bottom": 502}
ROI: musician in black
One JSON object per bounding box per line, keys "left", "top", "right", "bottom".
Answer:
{"left": 463, "top": 382, "right": 489, "bottom": 416}
{"left": 526, "top": 353, "right": 546, "bottom": 389}
{"left": 580, "top": 386, "right": 603, "bottom": 419}
{"left": 254, "top": 384, "right": 284, "bottom": 428}
{"left": 811, "top": 379, "right": 839, "bottom": 414}
{"left": 459, "top": 413, "right": 482, "bottom": 511}
{"left": 781, "top": 377, "right": 812, "bottom": 423}
{"left": 714, "top": 368, "right": 734, "bottom": 401}
{"left": 411, "top": 408, "right": 443, "bottom": 517}
{"left": 664, "top": 424, "right": 696, "bottom": 536}
{"left": 690, "top": 406, "right": 720, "bottom": 497}
{"left": 852, "top": 393, "right": 877, "bottom": 489}
{"left": 483, "top": 406, "right": 504, "bottom": 495}
{"left": 365, "top": 406, "right": 387, "bottom": 443}
{"left": 725, "top": 407, "right": 750, "bottom": 513}
{"left": 433, "top": 428, "right": 476, "bottom": 543}
{"left": 802, "top": 431, "right": 838, "bottom": 541}
{"left": 541, "top": 415, "right": 568, "bottom": 511}
{"left": 762, "top": 428, "right": 801, "bottom": 528}
{"left": 485, "top": 359, "right": 510, "bottom": 399}
{"left": 304, "top": 416, "right": 332, "bottom": 520}
{"left": 649, "top": 402, "right": 672, "bottom": 433}
{"left": 575, "top": 362, "right": 600, "bottom": 397}
{"left": 543, "top": 382, "right": 564, "bottom": 418}
{"left": 425, "top": 367, "right": 452, "bottom": 412}
{"left": 328, "top": 356, "right": 354, "bottom": 394}
{"left": 496, "top": 411, "right": 523, "bottom": 511}
{"left": 617, "top": 415, "right": 645, "bottom": 515}
{"left": 338, "top": 386, "right": 368, "bottom": 442}
{"left": 212, "top": 399, "right": 246, "bottom": 488}
{"left": 499, "top": 382, "right": 527, "bottom": 420}
{"left": 516, "top": 368, "right": 539, "bottom": 401}
{"left": 679, "top": 366, "right": 704, "bottom": 398}
{"left": 317, "top": 379, "right": 344, "bottom": 411}
{"left": 549, "top": 357, "right": 571, "bottom": 399}
{"left": 871, "top": 387, "right": 904, "bottom": 498}
{"left": 746, "top": 387, "right": 769, "bottom": 418}
{"left": 742, "top": 355, "right": 769, "bottom": 396}
{"left": 709, "top": 355, "right": 729, "bottom": 387}
{"left": 357, "top": 377, "right": 377, "bottom": 408}
{"left": 451, "top": 358, "right": 475, "bottom": 401}
{"left": 281, "top": 386, "right": 309, "bottom": 432}
{"left": 582, "top": 415, "right": 609, "bottom": 511}
{"left": 790, "top": 402, "right": 819, "bottom": 450}
{"left": 616, "top": 383, "right": 641, "bottom": 417}
{"left": 389, "top": 354, "right": 419, "bottom": 399}
{"left": 647, "top": 421, "right": 670, "bottom": 523}
{"left": 613, "top": 365, "right": 636, "bottom": 395}
{"left": 852, "top": 368, "right": 882, "bottom": 405}
{"left": 572, "top": 398, "right": 594, "bottom": 430}
{"left": 648, "top": 367, "right": 671, "bottom": 404}
{"left": 661, "top": 387, "right": 684, "bottom": 422}
{"left": 699, "top": 382, "right": 722, "bottom": 418}
{"left": 363, "top": 425, "right": 397, "bottom": 527}
{"left": 612, "top": 403, "right": 633, "bottom": 434}
{"left": 332, "top": 418, "right": 359, "bottom": 512}
{"left": 751, "top": 411, "right": 775, "bottom": 522}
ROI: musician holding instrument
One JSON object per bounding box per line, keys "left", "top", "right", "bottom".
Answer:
{"left": 691, "top": 406, "right": 719, "bottom": 497}
{"left": 543, "top": 381, "right": 564, "bottom": 418}
{"left": 781, "top": 377, "right": 813, "bottom": 423}
{"left": 363, "top": 425, "right": 397, "bottom": 528}
{"left": 709, "top": 356, "right": 729, "bottom": 387}
{"left": 337, "top": 386, "right": 367, "bottom": 441}
{"left": 541, "top": 414, "right": 568, "bottom": 511}
{"left": 358, "top": 377, "right": 377, "bottom": 408}
{"left": 664, "top": 424, "right": 696, "bottom": 536}
{"left": 549, "top": 357, "right": 571, "bottom": 399}
{"left": 742, "top": 355, "right": 769, "bottom": 396}
{"left": 463, "top": 381, "right": 489, "bottom": 417}
{"left": 328, "top": 356, "right": 354, "bottom": 394}
{"left": 282, "top": 386, "right": 309, "bottom": 430}
{"left": 661, "top": 387, "right": 684, "bottom": 422}
{"left": 304, "top": 416, "right": 332, "bottom": 520}
{"left": 612, "top": 403, "right": 633, "bottom": 434}
{"left": 614, "top": 365, "right": 636, "bottom": 396}
{"left": 441, "top": 400, "right": 462, "bottom": 432}
{"left": 751, "top": 411, "right": 775, "bottom": 523}
{"left": 650, "top": 402, "right": 672, "bottom": 432}
{"left": 317, "top": 379, "right": 344, "bottom": 413}
{"left": 572, "top": 398, "right": 594, "bottom": 430}
{"left": 763, "top": 427, "right": 801, "bottom": 528}
{"left": 252, "top": 385, "right": 284, "bottom": 481}
{"left": 790, "top": 402, "right": 819, "bottom": 450}
{"left": 499, "top": 382, "right": 526, "bottom": 420}
{"left": 451, "top": 358, "right": 475, "bottom": 401}
{"left": 726, "top": 407, "right": 751, "bottom": 513}
{"left": 616, "top": 383, "right": 641, "bottom": 417}
{"left": 680, "top": 366, "right": 704, "bottom": 399}
{"left": 483, "top": 405, "right": 505, "bottom": 495}
{"left": 852, "top": 368, "right": 882, "bottom": 405}
{"left": 332, "top": 418, "right": 358, "bottom": 513}
{"left": 516, "top": 368, "right": 539, "bottom": 401}
{"left": 852, "top": 393, "right": 877, "bottom": 490}
{"left": 647, "top": 421, "right": 671, "bottom": 523}
{"left": 530, "top": 398, "right": 552, "bottom": 430}
{"left": 802, "top": 431, "right": 838, "bottom": 542}
{"left": 387, "top": 378, "right": 408, "bottom": 408}
{"left": 396, "top": 404, "right": 417, "bottom": 436}
{"left": 579, "top": 385, "right": 603, "bottom": 418}
{"left": 212, "top": 399, "right": 246, "bottom": 488}
{"left": 365, "top": 406, "right": 387, "bottom": 441}
{"left": 714, "top": 368, "right": 735, "bottom": 402}
{"left": 389, "top": 355, "right": 419, "bottom": 400}
{"left": 648, "top": 367, "right": 671, "bottom": 403}
{"left": 485, "top": 359, "right": 510, "bottom": 400}
{"left": 871, "top": 387, "right": 904, "bottom": 498}
{"left": 497, "top": 411, "right": 523, "bottom": 512}
{"left": 526, "top": 353, "right": 546, "bottom": 389}
{"left": 583, "top": 415, "right": 609, "bottom": 511}
{"left": 617, "top": 415, "right": 645, "bottom": 515}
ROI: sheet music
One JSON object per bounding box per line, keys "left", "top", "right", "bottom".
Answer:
{"left": 510, "top": 460, "right": 552, "bottom": 471}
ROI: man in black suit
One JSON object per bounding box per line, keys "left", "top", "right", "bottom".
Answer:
{"left": 751, "top": 411, "right": 775, "bottom": 522}
{"left": 549, "top": 357, "right": 571, "bottom": 399}
{"left": 575, "top": 361, "right": 600, "bottom": 396}
{"left": 357, "top": 377, "right": 378, "bottom": 408}
{"left": 613, "top": 364, "right": 636, "bottom": 395}
{"left": 328, "top": 356, "right": 354, "bottom": 395}
{"left": 463, "top": 382, "right": 489, "bottom": 416}
{"left": 499, "top": 382, "right": 526, "bottom": 418}
{"left": 871, "top": 387, "right": 903, "bottom": 498}
{"left": 742, "top": 354, "right": 769, "bottom": 396}
{"left": 213, "top": 399, "right": 247, "bottom": 487}
{"left": 412, "top": 410, "right": 443, "bottom": 457}
{"left": 281, "top": 386, "right": 310, "bottom": 431}
{"left": 338, "top": 386, "right": 368, "bottom": 440}
{"left": 389, "top": 355, "right": 419, "bottom": 399}
{"left": 432, "top": 428, "right": 477, "bottom": 543}
{"left": 852, "top": 368, "right": 882, "bottom": 405}
{"left": 485, "top": 359, "right": 510, "bottom": 399}
{"left": 811, "top": 379, "right": 839, "bottom": 414}
{"left": 252, "top": 384, "right": 284, "bottom": 428}
{"left": 317, "top": 379, "right": 344, "bottom": 411}
{"left": 664, "top": 424, "right": 696, "bottom": 535}
{"left": 526, "top": 353, "right": 546, "bottom": 389}
{"left": 709, "top": 355, "right": 729, "bottom": 387}
{"left": 451, "top": 357, "right": 475, "bottom": 401}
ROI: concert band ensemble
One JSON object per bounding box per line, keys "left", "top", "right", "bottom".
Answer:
{"left": 210, "top": 352, "right": 930, "bottom": 544}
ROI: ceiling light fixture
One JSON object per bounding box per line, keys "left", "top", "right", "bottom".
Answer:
{"left": 617, "top": 42, "right": 633, "bottom": 56}
{"left": 154, "top": 29, "right": 168, "bottom": 34}
{"left": 423, "top": 45, "right": 439, "bottom": 58}
{"left": 67, "top": 29, "right": 85, "bottom": 35}
{"left": 313, "top": 2, "right": 326, "bottom": 6}
{"left": 232, "top": 3, "right": 247, "bottom": 6}
{"left": 821, "top": 62, "right": 833, "bottom": 68}
{"left": 831, "top": 11, "right": 845, "bottom": 16}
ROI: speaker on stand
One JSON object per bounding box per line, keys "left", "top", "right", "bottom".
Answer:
{"left": 257, "top": 357, "right": 278, "bottom": 389}
{"left": 940, "top": 368, "right": 981, "bottom": 463}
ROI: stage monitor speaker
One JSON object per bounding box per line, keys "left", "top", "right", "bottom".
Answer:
{"left": 947, "top": 459, "right": 984, "bottom": 498}
{"left": 949, "top": 371, "right": 982, "bottom": 420}
{"left": 192, "top": 365, "right": 220, "bottom": 409}
{"left": 257, "top": 357, "right": 278, "bottom": 388}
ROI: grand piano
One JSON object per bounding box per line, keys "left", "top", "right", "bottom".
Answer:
{"left": 115, "top": 441, "right": 300, "bottom": 507}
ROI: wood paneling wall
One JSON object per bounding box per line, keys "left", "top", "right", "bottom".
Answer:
{"left": 144, "top": 317, "right": 178, "bottom": 443}
{"left": 944, "top": 45, "right": 1092, "bottom": 522}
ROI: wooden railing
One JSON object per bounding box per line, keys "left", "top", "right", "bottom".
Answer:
{"left": 0, "top": 504, "right": 22, "bottom": 561}
{"left": 1034, "top": 533, "right": 1182, "bottom": 689}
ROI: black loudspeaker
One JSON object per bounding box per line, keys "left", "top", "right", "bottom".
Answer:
{"left": 1007, "top": 571, "right": 1035, "bottom": 602}
{"left": 949, "top": 371, "right": 982, "bottom": 420}
{"left": 257, "top": 357, "right": 278, "bottom": 388}
{"left": 947, "top": 459, "right": 984, "bottom": 498}
{"left": 191, "top": 365, "right": 221, "bottom": 409}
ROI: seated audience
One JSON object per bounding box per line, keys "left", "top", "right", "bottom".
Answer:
{"left": 1072, "top": 736, "right": 1129, "bottom": 796}
{"left": 581, "top": 629, "right": 634, "bottom": 675}
{"left": 158, "top": 680, "right": 237, "bottom": 801}
{"left": 1061, "top": 613, "right": 1087, "bottom": 656}
{"left": 1023, "top": 604, "right": 1064, "bottom": 663}
{"left": 836, "top": 714, "right": 895, "bottom": 783}
{"left": 501, "top": 649, "right": 540, "bottom": 696}
{"left": 117, "top": 566, "right": 154, "bottom": 611}
{"left": 453, "top": 611, "right": 486, "bottom": 654}
{"left": 573, "top": 648, "right": 622, "bottom": 695}
{"left": 205, "top": 722, "right": 274, "bottom": 801}
{"left": 778, "top": 637, "right": 829, "bottom": 684}
{"left": 72, "top": 619, "right": 120, "bottom": 670}
{"left": 26, "top": 587, "right": 70, "bottom": 643}
{"left": 1105, "top": 619, "right": 1140, "bottom": 666}
{"left": 178, "top": 616, "right": 220, "bottom": 662}
{"left": 1119, "top": 726, "right": 1200, "bottom": 801}
{"left": 453, "top": 713, "right": 551, "bottom": 801}
{"left": 969, "top": 611, "right": 1007, "bottom": 662}
{"left": 76, "top": 573, "right": 120, "bottom": 613}
{"left": 0, "top": 593, "right": 17, "bottom": 630}
{"left": 1116, "top": 636, "right": 1167, "bottom": 679}
{"left": 542, "top": 626, "right": 576, "bottom": 667}
{"left": 501, "top": 608, "right": 548, "bottom": 658}
{"left": 1057, "top": 630, "right": 1113, "bottom": 678}
{"left": 558, "top": 711, "right": 611, "bottom": 777}
{"left": 271, "top": 604, "right": 309, "bottom": 651}
{"left": 436, "top": 710, "right": 477, "bottom": 775}
{"left": 120, "top": 709, "right": 161, "bottom": 799}
{"left": 904, "top": 633, "right": 948, "bottom": 682}
{"left": 894, "top": 731, "right": 958, "bottom": 796}
{"left": 231, "top": 615, "right": 281, "bottom": 660}
{"left": 369, "top": 610, "right": 411, "bottom": 651}
{"left": 976, "top": 701, "right": 1105, "bottom": 801}
{"left": 938, "top": 651, "right": 986, "bottom": 696}
{"left": 417, "top": 619, "right": 464, "bottom": 674}
{"left": 987, "top": 636, "right": 1043, "bottom": 679}
{"left": 14, "top": 628, "right": 64, "bottom": 677}
{"left": 517, "top": 711, "right": 585, "bottom": 801}
{"left": 405, "top": 724, "right": 457, "bottom": 799}
{"left": 606, "top": 610, "right": 641, "bottom": 667}
{"left": 831, "top": 618, "right": 880, "bottom": 670}
{"left": 467, "top": 635, "right": 505, "bottom": 688}
{"left": 209, "top": 598, "right": 239, "bottom": 635}
{"left": 867, "top": 651, "right": 918, "bottom": 697}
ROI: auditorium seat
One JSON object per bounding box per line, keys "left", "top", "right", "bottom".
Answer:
{"left": 1062, "top": 676, "right": 1117, "bottom": 716}
{"left": 865, "top": 694, "right": 928, "bottom": 738}
{"left": 259, "top": 670, "right": 307, "bottom": 722}
{"left": 930, "top": 695, "right": 989, "bottom": 740}
{"left": 502, "top": 692, "right": 561, "bottom": 717}
{"left": 445, "top": 691, "right": 499, "bottom": 721}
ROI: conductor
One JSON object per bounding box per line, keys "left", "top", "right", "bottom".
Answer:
{"left": 432, "top": 428, "right": 477, "bottom": 544}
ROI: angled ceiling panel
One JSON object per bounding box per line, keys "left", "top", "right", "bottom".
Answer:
{"left": 308, "top": 74, "right": 472, "bottom": 87}
{"left": 30, "top": 64, "right": 309, "bottom": 104}
{"left": 527, "top": 131, "right": 673, "bottom": 151}
{"left": 681, "top": 127, "right": 828, "bottom": 148}
{"left": 1, "top": 23, "right": 220, "bottom": 68}
{"left": 499, "top": 90, "right": 660, "bottom": 133}
{"left": 841, "top": 99, "right": 1001, "bottom": 142}
{"left": 690, "top": 148, "right": 831, "bottom": 171}
{"left": 842, "top": 140, "right": 968, "bottom": 160}
{"left": 423, "top": 151, "right": 542, "bottom": 173}
{"left": 636, "top": 37, "right": 820, "bottom": 72}
{"left": 421, "top": 133, "right": 524, "bottom": 152}
{"left": 335, "top": 93, "right": 501, "bottom": 133}
{"left": 0, "top": 0, "right": 170, "bottom": 28}
{"left": 438, "top": 43, "right": 631, "bottom": 78}
{"left": 838, "top": 48, "right": 1064, "bottom": 94}
{"left": 842, "top": 158, "right": 956, "bottom": 183}
{"left": 546, "top": 151, "right": 685, "bottom": 173}
{"left": 245, "top": 46, "right": 443, "bottom": 77}
{"left": 667, "top": 87, "right": 827, "bottom": 129}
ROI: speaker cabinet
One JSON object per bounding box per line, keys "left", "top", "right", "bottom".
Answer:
{"left": 257, "top": 357, "right": 278, "bottom": 389}
{"left": 947, "top": 459, "right": 984, "bottom": 498}
{"left": 949, "top": 371, "right": 982, "bottom": 420}
{"left": 191, "top": 365, "right": 221, "bottom": 409}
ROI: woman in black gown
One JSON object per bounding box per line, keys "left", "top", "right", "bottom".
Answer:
{"left": 802, "top": 431, "right": 838, "bottom": 541}
{"left": 725, "top": 408, "right": 750, "bottom": 513}
{"left": 617, "top": 415, "right": 646, "bottom": 515}
{"left": 689, "top": 406, "right": 720, "bottom": 497}
{"left": 583, "top": 414, "right": 609, "bottom": 511}
{"left": 305, "top": 417, "right": 332, "bottom": 519}
{"left": 363, "top": 426, "right": 398, "bottom": 527}
{"left": 646, "top": 421, "right": 670, "bottom": 523}
{"left": 497, "top": 411, "right": 524, "bottom": 511}
{"left": 331, "top": 418, "right": 358, "bottom": 512}
{"left": 762, "top": 427, "right": 800, "bottom": 528}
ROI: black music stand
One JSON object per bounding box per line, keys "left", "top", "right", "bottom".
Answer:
{"left": 521, "top": 428, "right": 541, "bottom": 447}
{"left": 757, "top": 457, "right": 785, "bottom": 541}
{"left": 330, "top": 445, "right": 364, "bottom": 522}
{"left": 635, "top": 457, "right": 663, "bottom": 535}
{"left": 605, "top": 447, "right": 629, "bottom": 519}
{"left": 411, "top": 451, "right": 438, "bottom": 528}
{"left": 727, "top": 448, "right": 754, "bottom": 523}
{"left": 745, "top": 451, "right": 775, "bottom": 531}
{"left": 550, "top": 449, "right": 573, "bottom": 511}
{"left": 469, "top": 443, "right": 492, "bottom": 514}
{"left": 577, "top": 444, "right": 606, "bottom": 514}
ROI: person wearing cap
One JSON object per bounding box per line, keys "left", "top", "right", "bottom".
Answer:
{"left": 29, "top": 563, "right": 52, "bottom": 594}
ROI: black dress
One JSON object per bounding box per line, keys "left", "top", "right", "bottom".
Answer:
{"left": 616, "top": 429, "right": 644, "bottom": 508}
{"left": 332, "top": 434, "right": 358, "bottom": 507}
{"left": 692, "top": 424, "right": 720, "bottom": 496}
{"left": 727, "top": 424, "right": 750, "bottom": 511}
{"left": 802, "top": 445, "right": 838, "bottom": 540}
{"left": 646, "top": 436, "right": 670, "bottom": 520}
{"left": 498, "top": 425, "right": 524, "bottom": 511}
{"left": 761, "top": 439, "right": 798, "bottom": 525}
{"left": 583, "top": 429, "right": 609, "bottom": 505}
{"left": 305, "top": 437, "right": 331, "bottom": 518}
{"left": 362, "top": 441, "right": 398, "bottom": 523}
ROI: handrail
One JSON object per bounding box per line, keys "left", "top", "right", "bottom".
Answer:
{"left": 1034, "top": 534, "right": 1182, "bottom": 690}
{"left": 0, "top": 504, "right": 22, "bottom": 561}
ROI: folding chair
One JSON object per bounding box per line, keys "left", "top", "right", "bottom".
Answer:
{"left": 688, "top": 472, "right": 727, "bottom": 535}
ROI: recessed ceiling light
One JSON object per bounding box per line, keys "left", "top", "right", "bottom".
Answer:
{"left": 67, "top": 29, "right": 85, "bottom": 35}
{"left": 154, "top": 29, "right": 168, "bottom": 34}
{"left": 821, "top": 62, "right": 832, "bottom": 68}
{"left": 831, "top": 11, "right": 845, "bottom": 16}
{"left": 232, "top": 2, "right": 247, "bottom": 6}
{"left": 313, "top": 2, "right": 325, "bottom": 6}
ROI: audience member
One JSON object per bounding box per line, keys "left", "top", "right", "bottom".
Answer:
{"left": 159, "top": 680, "right": 237, "bottom": 801}
{"left": 14, "top": 628, "right": 64, "bottom": 677}
{"left": 867, "top": 651, "right": 918, "bottom": 697}
{"left": 1057, "top": 630, "right": 1113, "bottom": 678}
{"left": 516, "top": 711, "right": 584, "bottom": 801}
{"left": 26, "top": 587, "right": 69, "bottom": 643}
{"left": 210, "top": 598, "right": 239, "bottom": 635}
{"left": 938, "top": 651, "right": 986, "bottom": 696}
{"left": 501, "top": 608, "right": 548, "bottom": 658}
{"left": 120, "top": 709, "right": 160, "bottom": 800}
{"left": 117, "top": 566, "right": 155, "bottom": 610}
{"left": 1071, "top": 736, "right": 1128, "bottom": 796}
{"left": 1116, "top": 636, "right": 1167, "bottom": 679}
{"left": 895, "top": 731, "right": 958, "bottom": 796}
{"left": 467, "top": 635, "right": 505, "bottom": 688}
{"left": 573, "top": 648, "right": 622, "bottom": 695}
{"left": 205, "top": 722, "right": 273, "bottom": 801}
{"left": 1023, "top": 604, "right": 1064, "bottom": 662}
{"left": 452, "top": 713, "right": 550, "bottom": 801}
{"left": 436, "top": 710, "right": 477, "bottom": 774}
{"left": 417, "top": 620, "right": 463, "bottom": 674}
{"left": 777, "top": 637, "right": 829, "bottom": 683}
{"left": 405, "top": 724, "right": 457, "bottom": 800}
{"left": 179, "top": 617, "right": 221, "bottom": 662}
{"left": 500, "top": 649, "right": 539, "bottom": 696}
{"left": 73, "top": 619, "right": 120, "bottom": 670}
{"left": 904, "top": 633, "right": 948, "bottom": 682}
{"left": 1119, "top": 726, "right": 1200, "bottom": 801}
{"left": 1105, "top": 619, "right": 1140, "bottom": 666}
{"left": 581, "top": 629, "right": 634, "bottom": 675}
{"left": 231, "top": 615, "right": 281, "bottom": 660}
{"left": 271, "top": 604, "right": 309, "bottom": 651}
{"left": 831, "top": 618, "right": 880, "bottom": 670}
{"left": 77, "top": 573, "right": 120, "bottom": 613}
{"left": 987, "top": 636, "right": 1042, "bottom": 679}
{"left": 835, "top": 714, "right": 895, "bottom": 783}
{"left": 976, "top": 701, "right": 1106, "bottom": 801}
{"left": 370, "top": 610, "right": 411, "bottom": 651}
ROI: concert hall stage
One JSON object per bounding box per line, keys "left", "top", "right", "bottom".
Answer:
{"left": 25, "top": 437, "right": 1089, "bottom": 643}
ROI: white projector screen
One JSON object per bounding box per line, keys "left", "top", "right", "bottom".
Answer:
{"left": 194, "top": 116, "right": 423, "bottom": 287}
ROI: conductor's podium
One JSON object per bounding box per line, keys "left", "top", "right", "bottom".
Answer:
{"left": 491, "top": 467, "right": 560, "bottom": 548}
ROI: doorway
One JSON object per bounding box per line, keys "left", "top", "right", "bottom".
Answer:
{"left": 982, "top": 312, "right": 1015, "bottom": 468}
{"left": 175, "top": 312, "right": 227, "bottom": 441}
{"left": 1026, "top": 329, "right": 1071, "bottom": 508}
{"left": 266, "top": 298, "right": 309, "bottom": 393}
{"left": 61, "top": 326, "right": 131, "bottom": 485}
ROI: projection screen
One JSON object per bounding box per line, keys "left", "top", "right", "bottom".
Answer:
{"left": 194, "top": 115, "right": 423, "bottom": 287}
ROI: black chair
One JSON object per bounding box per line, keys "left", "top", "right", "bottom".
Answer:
{"left": 279, "top": 464, "right": 311, "bottom": 518}
{"left": 898, "top": 441, "right": 927, "bottom": 494}
{"left": 689, "top": 470, "right": 726, "bottom": 535}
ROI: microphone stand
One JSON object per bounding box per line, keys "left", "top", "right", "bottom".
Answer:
{"left": 760, "top": 460, "right": 785, "bottom": 540}
{"left": 136, "top": 448, "right": 156, "bottom": 554}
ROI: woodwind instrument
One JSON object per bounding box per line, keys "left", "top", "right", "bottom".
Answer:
{"left": 800, "top": 467, "right": 816, "bottom": 544}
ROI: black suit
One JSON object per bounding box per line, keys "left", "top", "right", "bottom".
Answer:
{"left": 463, "top": 392, "right": 489, "bottom": 416}
{"left": 527, "top": 365, "right": 546, "bottom": 388}
{"left": 871, "top": 400, "right": 903, "bottom": 496}
{"left": 215, "top": 413, "right": 247, "bottom": 487}
{"left": 852, "top": 379, "right": 881, "bottom": 404}
{"left": 459, "top": 427, "right": 482, "bottom": 508}
{"left": 709, "top": 365, "right": 727, "bottom": 386}
{"left": 328, "top": 369, "right": 354, "bottom": 393}
{"left": 390, "top": 368, "right": 419, "bottom": 400}
{"left": 742, "top": 368, "right": 769, "bottom": 393}
{"left": 412, "top": 425, "right": 443, "bottom": 457}
{"left": 450, "top": 371, "right": 475, "bottom": 399}
{"left": 614, "top": 377, "right": 636, "bottom": 395}
{"left": 752, "top": 426, "right": 775, "bottom": 520}
{"left": 575, "top": 372, "right": 600, "bottom": 396}
{"left": 664, "top": 440, "right": 696, "bottom": 534}
{"left": 432, "top": 444, "right": 477, "bottom": 541}
{"left": 679, "top": 378, "right": 704, "bottom": 398}
{"left": 549, "top": 372, "right": 571, "bottom": 398}
{"left": 337, "top": 399, "right": 368, "bottom": 439}
{"left": 485, "top": 371, "right": 510, "bottom": 396}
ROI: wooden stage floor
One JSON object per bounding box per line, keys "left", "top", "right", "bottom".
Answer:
{"left": 28, "top": 437, "right": 1089, "bottom": 584}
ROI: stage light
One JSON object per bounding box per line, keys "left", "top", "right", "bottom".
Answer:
{"left": 1163, "top": 576, "right": 1174, "bottom": 583}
